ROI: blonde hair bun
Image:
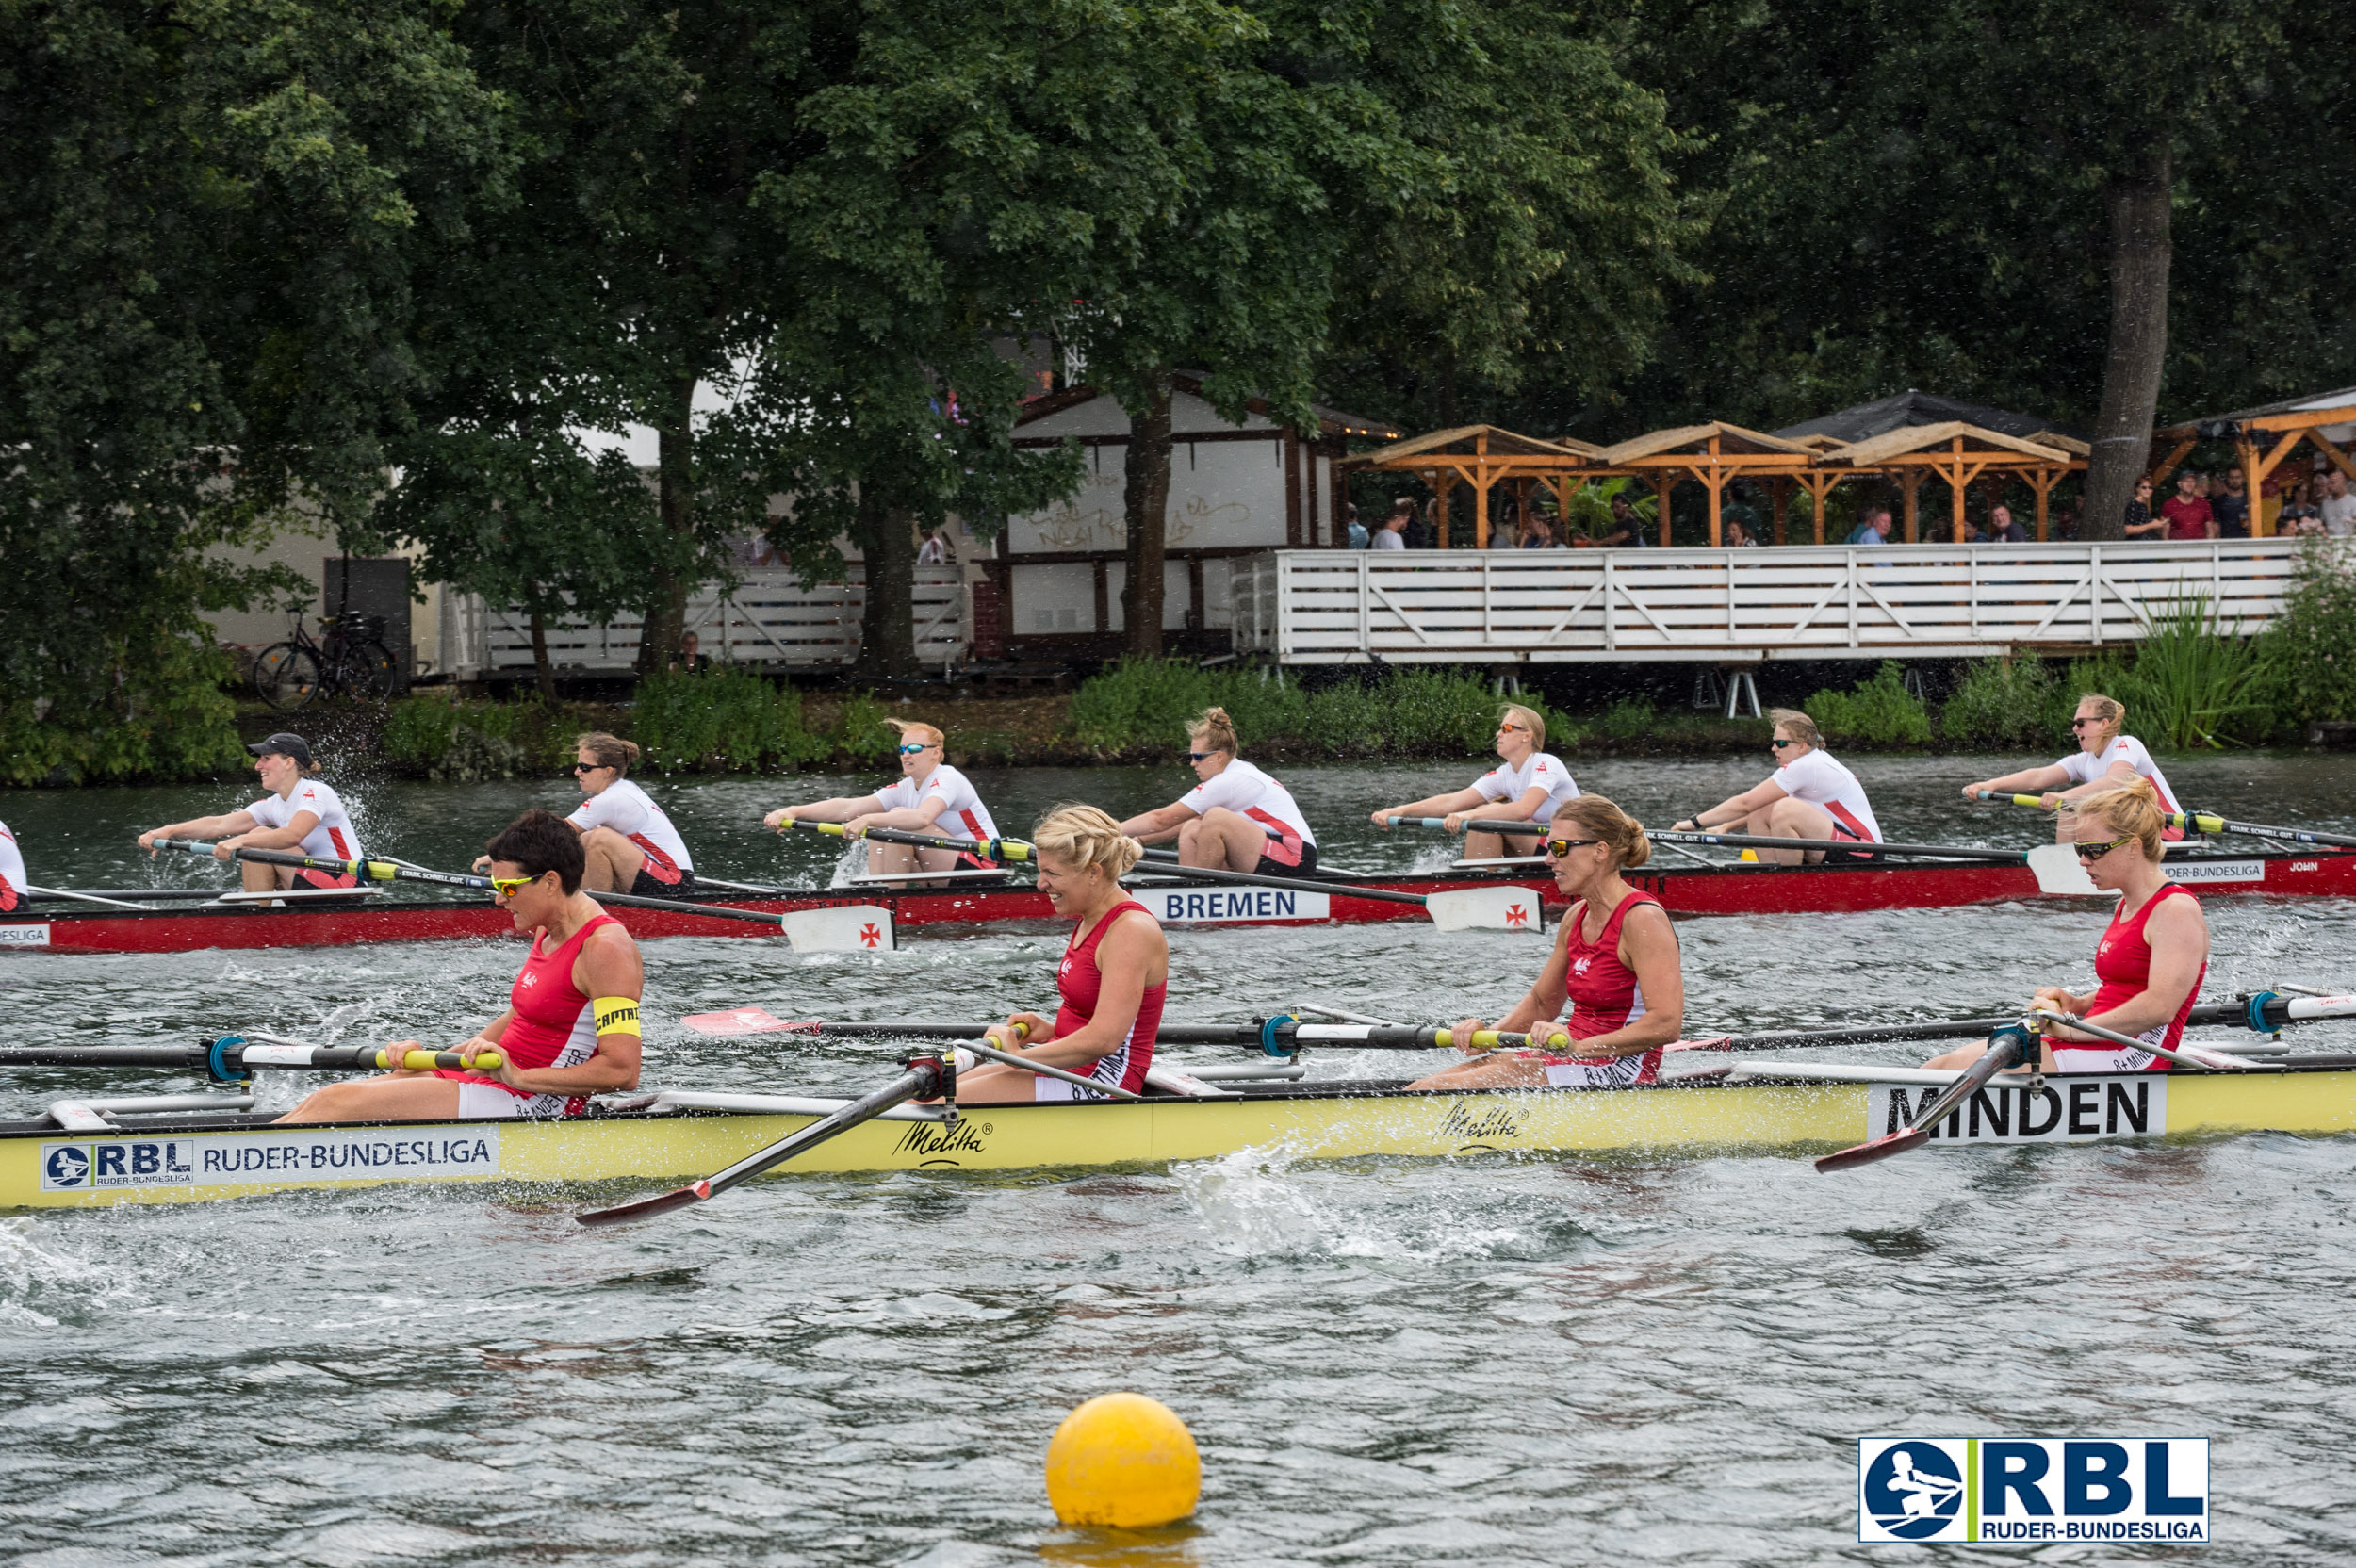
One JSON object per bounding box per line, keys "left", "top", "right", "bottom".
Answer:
{"left": 1552, "top": 794, "right": 1651, "bottom": 870}
{"left": 1032, "top": 804, "right": 1145, "bottom": 879}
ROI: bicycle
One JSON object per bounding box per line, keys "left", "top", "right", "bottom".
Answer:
{"left": 253, "top": 612, "right": 401, "bottom": 710}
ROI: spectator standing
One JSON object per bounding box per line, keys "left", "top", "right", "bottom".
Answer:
{"left": 1346, "top": 504, "right": 1368, "bottom": 550}
{"left": 2280, "top": 479, "right": 2324, "bottom": 536}
{"left": 2122, "top": 476, "right": 2165, "bottom": 538}
{"left": 1598, "top": 491, "right": 1650, "bottom": 547}
{"left": 2211, "top": 467, "right": 2250, "bottom": 538}
{"left": 1373, "top": 506, "right": 1409, "bottom": 550}
{"left": 2320, "top": 471, "right": 2356, "bottom": 537}
{"left": 2160, "top": 470, "right": 2216, "bottom": 539}
{"left": 1977, "top": 503, "right": 2029, "bottom": 544}
{"left": 673, "top": 631, "right": 711, "bottom": 674}
{"left": 1404, "top": 498, "right": 1438, "bottom": 550}
{"left": 1846, "top": 506, "right": 1894, "bottom": 547}
{"left": 1723, "top": 516, "right": 1759, "bottom": 547}
{"left": 916, "top": 528, "right": 949, "bottom": 564}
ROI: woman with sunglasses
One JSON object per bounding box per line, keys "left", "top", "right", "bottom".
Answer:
{"left": 1670, "top": 709, "right": 1881, "bottom": 864}
{"left": 1370, "top": 703, "right": 1579, "bottom": 862}
{"left": 544, "top": 732, "right": 695, "bottom": 895}
{"left": 762, "top": 720, "right": 1001, "bottom": 884}
{"left": 280, "top": 810, "right": 645, "bottom": 1123}
{"left": 1409, "top": 796, "right": 1682, "bottom": 1092}
{"left": 1960, "top": 693, "right": 2184, "bottom": 841}
{"left": 1118, "top": 706, "right": 1317, "bottom": 875}
{"left": 1925, "top": 777, "right": 2206, "bottom": 1075}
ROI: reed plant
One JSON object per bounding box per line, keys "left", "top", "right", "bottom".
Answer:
{"left": 2108, "top": 592, "right": 2271, "bottom": 749}
{"left": 1803, "top": 661, "right": 1933, "bottom": 747}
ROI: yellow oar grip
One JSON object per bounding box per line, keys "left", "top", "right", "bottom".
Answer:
{"left": 365, "top": 861, "right": 401, "bottom": 881}
{"left": 379, "top": 1048, "right": 504, "bottom": 1071}
{"left": 1434, "top": 1028, "right": 1569, "bottom": 1051}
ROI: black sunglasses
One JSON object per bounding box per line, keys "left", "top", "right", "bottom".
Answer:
{"left": 1186, "top": 751, "right": 1219, "bottom": 763}
{"left": 572, "top": 760, "right": 609, "bottom": 774}
{"left": 1544, "top": 837, "right": 1602, "bottom": 858}
{"left": 1770, "top": 738, "right": 1795, "bottom": 749}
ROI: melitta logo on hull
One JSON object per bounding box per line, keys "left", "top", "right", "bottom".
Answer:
{"left": 39, "top": 1127, "right": 500, "bottom": 1191}
{"left": 1134, "top": 889, "right": 1329, "bottom": 923}
{"left": 0, "top": 923, "right": 52, "bottom": 947}
{"left": 1867, "top": 1075, "right": 2165, "bottom": 1146}
{"left": 1858, "top": 1437, "right": 2208, "bottom": 1544}
{"left": 893, "top": 1119, "right": 990, "bottom": 1160}
{"left": 1441, "top": 1100, "right": 1524, "bottom": 1145}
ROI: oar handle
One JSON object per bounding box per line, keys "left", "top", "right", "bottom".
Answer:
{"left": 1653, "top": 829, "right": 2026, "bottom": 863}
{"left": 1382, "top": 816, "right": 1548, "bottom": 835}
{"left": 781, "top": 818, "right": 1034, "bottom": 863}
{"left": 1972, "top": 791, "right": 2051, "bottom": 807}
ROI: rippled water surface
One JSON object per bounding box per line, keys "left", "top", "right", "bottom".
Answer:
{"left": 3, "top": 753, "right": 2354, "bottom": 1564}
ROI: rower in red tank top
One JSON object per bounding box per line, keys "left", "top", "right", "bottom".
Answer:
{"left": 278, "top": 809, "right": 646, "bottom": 1124}
{"left": 1925, "top": 776, "right": 2209, "bottom": 1078}
{"left": 957, "top": 806, "right": 1170, "bottom": 1105}
{"left": 1412, "top": 796, "right": 1684, "bottom": 1093}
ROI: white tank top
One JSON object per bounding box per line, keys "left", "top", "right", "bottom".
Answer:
{"left": 1769, "top": 749, "right": 1880, "bottom": 841}
{"left": 1179, "top": 759, "right": 1317, "bottom": 846}
{"left": 1473, "top": 751, "right": 1580, "bottom": 816}
{"left": 877, "top": 765, "right": 1000, "bottom": 842}
{"left": 248, "top": 779, "right": 364, "bottom": 862}
{"left": 567, "top": 779, "right": 694, "bottom": 875}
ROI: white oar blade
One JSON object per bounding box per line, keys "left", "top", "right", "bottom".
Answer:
{"left": 2026, "top": 843, "right": 2103, "bottom": 896}
{"left": 1423, "top": 886, "right": 1544, "bottom": 933}
{"left": 782, "top": 905, "right": 895, "bottom": 954}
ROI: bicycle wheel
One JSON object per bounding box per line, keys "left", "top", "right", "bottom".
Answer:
{"left": 336, "top": 640, "right": 400, "bottom": 701}
{"left": 254, "top": 644, "right": 322, "bottom": 710}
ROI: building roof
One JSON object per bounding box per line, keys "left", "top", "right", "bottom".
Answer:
{"left": 2157, "top": 385, "right": 2356, "bottom": 437}
{"left": 1345, "top": 425, "right": 1596, "bottom": 466}
{"left": 1774, "top": 389, "right": 2089, "bottom": 448}
{"left": 1814, "top": 421, "right": 2071, "bottom": 468}
{"left": 1595, "top": 422, "right": 1810, "bottom": 464}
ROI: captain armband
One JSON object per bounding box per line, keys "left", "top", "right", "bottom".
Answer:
{"left": 592, "top": 997, "right": 643, "bottom": 1037}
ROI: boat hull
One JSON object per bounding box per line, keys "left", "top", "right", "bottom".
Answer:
{"left": 9, "top": 1068, "right": 2354, "bottom": 1209}
{"left": 6, "top": 851, "right": 2351, "bottom": 954}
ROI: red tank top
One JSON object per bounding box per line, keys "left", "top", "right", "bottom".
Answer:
{"left": 2082, "top": 883, "right": 2204, "bottom": 1069}
{"left": 438, "top": 912, "right": 624, "bottom": 1112}
{"left": 1529, "top": 891, "right": 1670, "bottom": 1086}
{"left": 1051, "top": 901, "right": 1165, "bottom": 1095}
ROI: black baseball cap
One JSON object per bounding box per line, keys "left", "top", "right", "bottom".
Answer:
{"left": 247, "top": 732, "right": 313, "bottom": 768}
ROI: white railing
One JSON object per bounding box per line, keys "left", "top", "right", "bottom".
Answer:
{"left": 447, "top": 566, "right": 967, "bottom": 678}
{"left": 1231, "top": 541, "right": 2319, "bottom": 663}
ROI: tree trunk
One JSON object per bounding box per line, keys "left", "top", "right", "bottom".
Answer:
{"left": 527, "top": 602, "right": 559, "bottom": 705}
{"left": 856, "top": 492, "right": 921, "bottom": 679}
{"left": 2079, "top": 140, "right": 2173, "bottom": 543}
{"left": 1121, "top": 372, "right": 1173, "bottom": 659}
{"left": 636, "top": 373, "right": 698, "bottom": 675}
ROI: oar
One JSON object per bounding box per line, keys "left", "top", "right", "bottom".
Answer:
{"left": 779, "top": 817, "right": 1035, "bottom": 863}
{"left": 1382, "top": 816, "right": 1547, "bottom": 835}
{"left": 2026, "top": 1007, "right": 2267, "bottom": 1071}
{"left": 24, "top": 887, "right": 235, "bottom": 904}
{"left": 577, "top": 1053, "right": 956, "bottom": 1225}
{"left": 1813, "top": 1021, "right": 2041, "bottom": 1171}
{"left": 0, "top": 1036, "right": 503, "bottom": 1081}
{"left": 1652, "top": 829, "right": 2030, "bottom": 864}
{"left": 1973, "top": 792, "right": 2356, "bottom": 850}
{"left": 23, "top": 885, "right": 157, "bottom": 911}
{"left": 150, "top": 838, "right": 797, "bottom": 930}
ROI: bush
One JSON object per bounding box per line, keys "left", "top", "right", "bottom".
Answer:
{"left": 1597, "top": 695, "right": 1657, "bottom": 739}
{"left": 0, "top": 633, "right": 247, "bottom": 786}
{"left": 383, "top": 694, "right": 532, "bottom": 782}
{"left": 632, "top": 667, "right": 825, "bottom": 772}
{"left": 1068, "top": 659, "right": 1561, "bottom": 758}
{"left": 1803, "top": 661, "right": 1933, "bottom": 747}
{"left": 1939, "top": 658, "right": 2071, "bottom": 749}
{"left": 2261, "top": 540, "right": 2356, "bottom": 726}
{"left": 823, "top": 693, "right": 902, "bottom": 762}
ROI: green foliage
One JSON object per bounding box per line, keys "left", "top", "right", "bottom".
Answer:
{"left": 1938, "top": 658, "right": 2072, "bottom": 748}
{"left": 0, "top": 632, "right": 245, "bottom": 787}
{"left": 1598, "top": 696, "right": 1659, "bottom": 739}
{"left": 383, "top": 694, "right": 533, "bottom": 783}
{"left": 1804, "top": 662, "right": 1933, "bottom": 747}
{"left": 824, "top": 694, "right": 902, "bottom": 764}
{"left": 2260, "top": 542, "right": 2356, "bottom": 725}
{"left": 2096, "top": 594, "right": 2271, "bottom": 749}
{"left": 1069, "top": 660, "right": 1561, "bottom": 758}
{"left": 631, "top": 669, "right": 826, "bottom": 774}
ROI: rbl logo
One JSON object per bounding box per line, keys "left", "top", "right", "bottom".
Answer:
{"left": 1858, "top": 1438, "right": 2208, "bottom": 1544}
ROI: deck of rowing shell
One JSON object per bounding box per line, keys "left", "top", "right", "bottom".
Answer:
{"left": 12, "top": 1060, "right": 2356, "bottom": 1208}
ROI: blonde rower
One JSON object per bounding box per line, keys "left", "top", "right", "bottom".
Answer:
{"left": 957, "top": 807, "right": 1168, "bottom": 1104}
{"left": 1926, "top": 777, "right": 2207, "bottom": 1075}
{"left": 1672, "top": 708, "right": 1881, "bottom": 864}
{"left": 1961, "top": 692, "right": 2186, "bottom": 842}
{"left": 1410, "top": 796, "right": 1683, "bottom": 1092}
{"left": 137, "top": 732, "right": 367, "bottom": 894}
{"left": 1119, "top": 706, "right": 1317, "bottom": 874}
{"left": 1372, "top": 703, "right": 1579, "bottom": 861}
{"left": 763, "top": 719, "right": 1001, "bottom": 886}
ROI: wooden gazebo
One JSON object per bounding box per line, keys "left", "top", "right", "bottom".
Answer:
{"left": 1580, "top": 424, "right": 1815, "bottom": 547}
{"left": 1812, "top": 422, "right": 2080, "bottom": 542}
{"left": 1339, "top": 425, "right": 1599, "bottom": 547}
{"left": 2151, "top": 387, "right": 2356, "bottom": 535}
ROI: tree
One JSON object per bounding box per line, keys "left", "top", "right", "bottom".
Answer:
{"left": 0, "top": 0, "right": 508, "bottom": 782}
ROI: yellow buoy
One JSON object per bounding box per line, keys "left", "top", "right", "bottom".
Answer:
{"left": 1044, "top": 1392, "right": 1201, "bottom": 1527}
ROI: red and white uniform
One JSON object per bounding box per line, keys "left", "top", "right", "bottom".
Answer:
{"left": 1473, "top": 751, "right": 1579, "bottom": 817}
{"left": 248, "top": 779, "right": 364, "bottom": 890}
{"left": 1035, "top": 901, "right": 1165, "bottom": 1101}
{"left": 568, "top": 779, "right": 693, "bottom": 885}
{"left": 436, "top": 913, "right": 623, "bottom": 1117}
{"left": 1770, "top": 748, "right": 1881, "bottom": 842}
{"left": 878, "top": 765, "right": 999, "bottom": 866}
{"left": 1180, "top": 759, "right": 1317, "bottom": 867}
{"left": 1527, "top": 892, "right": 1671, "bottom": 1089}
{"left": 2053, "top": 885, "right": 2204, "bottom": 1074}
{"left": 2058, "top": 735, "right": 2184, "bottom": 841}
{"left": 0, "top": 821, "right": 24, "bottom": 913}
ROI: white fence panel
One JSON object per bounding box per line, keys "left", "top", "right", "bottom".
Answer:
{"left": 1232, "top": 541, "right": 2317, "bottom": 664}
{"left": 455, "top": 566, "right": 967, "bottom": 678}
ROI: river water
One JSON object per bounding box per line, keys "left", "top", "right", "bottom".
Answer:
{"left": 2, "top": 752, "right": 2353, "bottom": 1564}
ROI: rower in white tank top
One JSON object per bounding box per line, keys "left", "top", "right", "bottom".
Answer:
{"left": 1675, "top": 709, "right": 1881, "bottom": 865}
{"left": 0, "top": 821, "right": 25, "bottom": 913}
{"left": 1960, "top": 694, "right": 2187, "bottom": 842}
{"left": 1373, "top": 703, "right": 1574, "bottom": 861}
